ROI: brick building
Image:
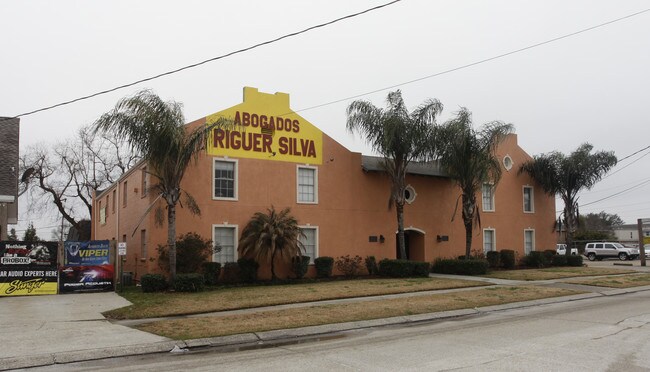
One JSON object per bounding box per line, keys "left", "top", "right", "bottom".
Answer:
{"left": 92, "top": 88, "right": 556, "bottom": 280}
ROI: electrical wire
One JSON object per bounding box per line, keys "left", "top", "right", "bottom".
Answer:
{"left": 1, "top": 0, "right": 401, "bottom": 122}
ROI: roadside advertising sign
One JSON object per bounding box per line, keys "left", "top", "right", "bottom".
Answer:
{"left": 0, "top": 241, "right": 58, "bottom": 296}
{"left": 60, "top": 240, "right": 114, "bottom": 293}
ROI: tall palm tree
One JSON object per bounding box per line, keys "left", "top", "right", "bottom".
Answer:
{"left": 519, "top": 144, "right": 617, "bottom": 254}
{"left": 436, "top": 108, "right": 513, "bottom": 258}
{"left": 238, "top": 206, "right": 304, "bottom": 280}
{"left": 346, "top": 90, "right": 443, "bottom": 259}
{"left": 93, "top": 89, "right": 231, "bottom": 282}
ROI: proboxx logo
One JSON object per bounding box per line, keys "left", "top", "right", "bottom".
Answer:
{"left": 1, "top": 257, "right": 31, "bottom": 265}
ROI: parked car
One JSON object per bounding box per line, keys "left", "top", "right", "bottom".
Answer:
{"left": 584, "top": 242, "right": 639, "bottom": 261}
{"left": 556, "top": 244, "right": 577, "bottom": 255}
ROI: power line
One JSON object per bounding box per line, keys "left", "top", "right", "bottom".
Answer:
{"left": 581, "top": 178, "right": 650, "bottom": 207}
{"left": 293, "top": 7, "right": 650, "bottom": 114}
{"left": 2, "top": 0, "right": 401, "bottom": 122}
{"left": 605, "top": 148, "right": 650, "bottom": 179}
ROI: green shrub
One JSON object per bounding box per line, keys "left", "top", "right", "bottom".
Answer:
{"left": 365, "top": 256, "right": 379, "bottom": 275}
{"left": 202, "top": 262, "right": 221, "bottom": 285}
{"left": 157, "top": 232, "right": 216, "bottom": 274}
{"left": 173, "top": 273, "right": 205, "bottom": 292}
{"left": 140, "top": 274, "right": 167, "bottom": 292}
{"left": 237, "top": 258, "right": 259, "bottom": 283}
{"left": 411, "top": 261, "right": 431, "bottom": 277}
{"left": 500, "top": 250, "right": 516, "bottom": 269}
{"left": 486, "top": 251, "right": 501, "bottom": 269}
{"left": 335, "top": 255, "right": 363, "bottom": 277}
{"left": 566, "top": 254, "right": 583, "bottom": 267}
{"left": 524, "top": 251, "right": 548, "bottom": 268}
{"left": 291, "top": 256, "right": 310, "bottom": 279}
{"left": 378, "top": 259, "right": 411, "bottom": 277}
{"left": 431, "top": 258, "right": 488, "bottom": 275}
{"left": 314, "top": 256, "right": 334, "bottom": 278}
{"left": 543, "top": 249, "right": 556, "bottom": 262}
{"left": 221, "top": 262, "right": 240, "bottom": 283}
{"left": 551, "top": 255, "right": 567, "bottom": 267}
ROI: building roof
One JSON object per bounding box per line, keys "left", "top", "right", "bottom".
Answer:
{"left": 361, "top": 156, "right": 447, "bottom": 177}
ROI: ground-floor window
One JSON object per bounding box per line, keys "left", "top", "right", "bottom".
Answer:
{"left": 299, "top": 226, "right": 318, "bottom": 263}
{"left": 483, "top": 229, "right": 495, "bottom": 254}
{"left": 524, "top": 229, "right": 535, "bottom": 255}
{"left": 213, "top": 225, "right": 237, "bottom": 264}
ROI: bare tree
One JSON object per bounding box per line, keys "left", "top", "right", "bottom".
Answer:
{"left": 20, "top": 124, "right": 140, "bottom": 234}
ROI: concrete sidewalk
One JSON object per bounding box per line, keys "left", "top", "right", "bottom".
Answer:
{"left": 2, "top": 268, "right": 650, "bottom": 371}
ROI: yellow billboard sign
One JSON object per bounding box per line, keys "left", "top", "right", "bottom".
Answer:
{"left": 206, "top": 87, "right": 322, "bottom": 165}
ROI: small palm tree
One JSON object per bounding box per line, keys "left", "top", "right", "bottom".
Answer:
{"left": 93, "top": 89, "right": 231, "bottom": 282}
{"left": 519, "top": 144, "right": 617, "bottom": 254}
{"left": 436, "top": 108, "right": 513, "bottom": 258}
{"left": 347, "top": 90, "right": 443, "bottom": 259}
{"left": 238, "top": 206, "right": 305, "bottom": 280}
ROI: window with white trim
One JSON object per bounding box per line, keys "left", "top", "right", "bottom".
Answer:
{"left": 214, "top": 159, "right": 237, "bottom": 200}
{"left": 297, "top": 166, "right": 318, "bottom": 203}
{"left": 523, "top": 186, "right": 534, "bottom": 213}
{"left": 213, "top": 225, "right": 237, "bottom": 264}
{"left": 483, "top": 229, "right": 495, "bottom": 253}
{"left": 524, "top": 229, "right": 535, "bottom": 255}
{"left": 299, "top": 227, "right": 318, "bottom": 263}
{"left": 482, "top": 183, "right": 494, "bottom": 211}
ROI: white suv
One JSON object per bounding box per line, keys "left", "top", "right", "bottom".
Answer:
{"left": 584, "top": 242, "right": 639, "bottom": 261}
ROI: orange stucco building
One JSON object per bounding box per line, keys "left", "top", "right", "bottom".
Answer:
{"left": 92, "top": 87, "right": 556, "bottom": 280}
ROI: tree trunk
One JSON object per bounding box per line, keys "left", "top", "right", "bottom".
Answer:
{"left": 462, "top": 194, "right": 473, "bottom": 258}
{"left": 564, "top": 202, "right": 575, "bottom": 256}
{"left": 167, "top": 203, "right": 177, "bottom": 283}
{"left": 396, "top": 203, "right": 407, "bottom": 259}
{"left": 270, "top": 240, "right": 277, "bottom": 281}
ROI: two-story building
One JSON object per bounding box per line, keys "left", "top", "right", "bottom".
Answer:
{"left": 92, "top": 87, "right": 556, "bottom": 280}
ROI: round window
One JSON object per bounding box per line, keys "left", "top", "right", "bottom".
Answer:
{"left": 404, "top": 185, "right": 417, "bottom": 204}
{"left": 503, "top": 155, "right": 513, "bottom": 171}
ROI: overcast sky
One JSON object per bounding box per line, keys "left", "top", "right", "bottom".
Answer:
{"left": 2, "top": 0, "right": 649, "bottom": 237}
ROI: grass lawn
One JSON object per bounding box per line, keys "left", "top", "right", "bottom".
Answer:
{"left": 137, "top": 286, "right": 581, "bottom": 340}
{"left": 564, "top": 273, "right": 650, "bottom": 288}
{"left": 104, "top": 277, "right": 488, "bottom": 320}
{"left": 482, "top": 267, "right": 630, "bottom": 281}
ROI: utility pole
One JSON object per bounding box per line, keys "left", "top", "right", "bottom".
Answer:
{"left": 638, "top": 218, "right": 649, "bottom": 267}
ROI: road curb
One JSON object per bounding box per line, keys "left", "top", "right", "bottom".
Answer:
{"left": 3, "top": 286, "right": 650, "bottom": 370}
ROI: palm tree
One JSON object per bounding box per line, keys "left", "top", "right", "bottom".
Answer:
{"left": 93, "top": 89, "right": 231, "bottom": 282}
{"left": 519, "top": 144, "right": 617, "bottom": 254}
{"left": 346, "top": 90, "right": 443, "bottom": 259}
{"left": 238, "top": 206, "right": 304, "bottom": 280}
{"left": 436, "top": 108, "right": 513, "bottom": 258}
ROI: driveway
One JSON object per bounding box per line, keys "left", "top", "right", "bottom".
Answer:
{"left": 0, "top": 292, "right": 167, "bottom": 361}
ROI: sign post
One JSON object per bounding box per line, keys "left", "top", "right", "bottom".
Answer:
{"left": 117, "top": 242, "right": 127, "bottom": 292}
{"left": 638, "top": 219, "right": 650, "bottom": 267}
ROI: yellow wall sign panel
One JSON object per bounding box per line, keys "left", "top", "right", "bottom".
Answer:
{"left": 206, "top": 87, "right": 322, "bottom": 165}
{"left": 0, "top": 281, "right": 58, "bottom": 296}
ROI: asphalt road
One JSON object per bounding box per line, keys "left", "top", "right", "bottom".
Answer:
{"left": 27, "top": 290, "right": 650, "bottom": 372}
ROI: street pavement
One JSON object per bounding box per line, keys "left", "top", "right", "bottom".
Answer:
{"left": 1, "top": 260, "right": 649, "bottom": 371}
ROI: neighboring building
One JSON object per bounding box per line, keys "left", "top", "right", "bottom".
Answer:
{"left": 613, "top": 224, "right": 650, "bottom": 246}
{"left": 0, "top": 117, "right": 19, "bottom": 240}
{"left": 91, "top": 87, "right": 556, "bottom": 280}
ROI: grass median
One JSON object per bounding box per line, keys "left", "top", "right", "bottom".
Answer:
{"left": 565, "top": 273, "right": 650, "bottom": 288}
{"left": 136, "top": 286, "right": 581, "bottom": 340}
{"left": 104, "top": 277, "right": 488, "bottom": 320}
{"left": 481, "top": 267, "right": 630, "bottom": 281}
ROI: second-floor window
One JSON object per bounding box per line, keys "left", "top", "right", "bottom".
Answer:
{"left": 523, "top": 186, "right": 534, "bottom": 212}
{"left": 297, "top": 166, "right": 317, "bottom": 203}
{"left": 482, "top": 183, "right": 494, "bottom": 211}
{"left": 214, "top": 159, "right": 237, "bottom": 200}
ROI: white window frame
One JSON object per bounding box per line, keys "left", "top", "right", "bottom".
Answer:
{"left": 524, "top": 229, "right": 535, "bottom": 255}
{"left": 482, "top": 183, "right": 495, "bottom": 212}
{"left": 483, "top": 228, "right": 496, "bottom": 254}
{"left": 298, "top": 226, "right": 319, "bottom": 264}
{"left": 296, "top": 165, "right": 318, "bottom": 204}
{"left": 213, "top": 158, "right": 238, "bottom": 201}
{"left": 523, "top": 186, "right": 534, "bottom": 213}
{"left": 212, "top": 224, "right": 238, "bottom": 264}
